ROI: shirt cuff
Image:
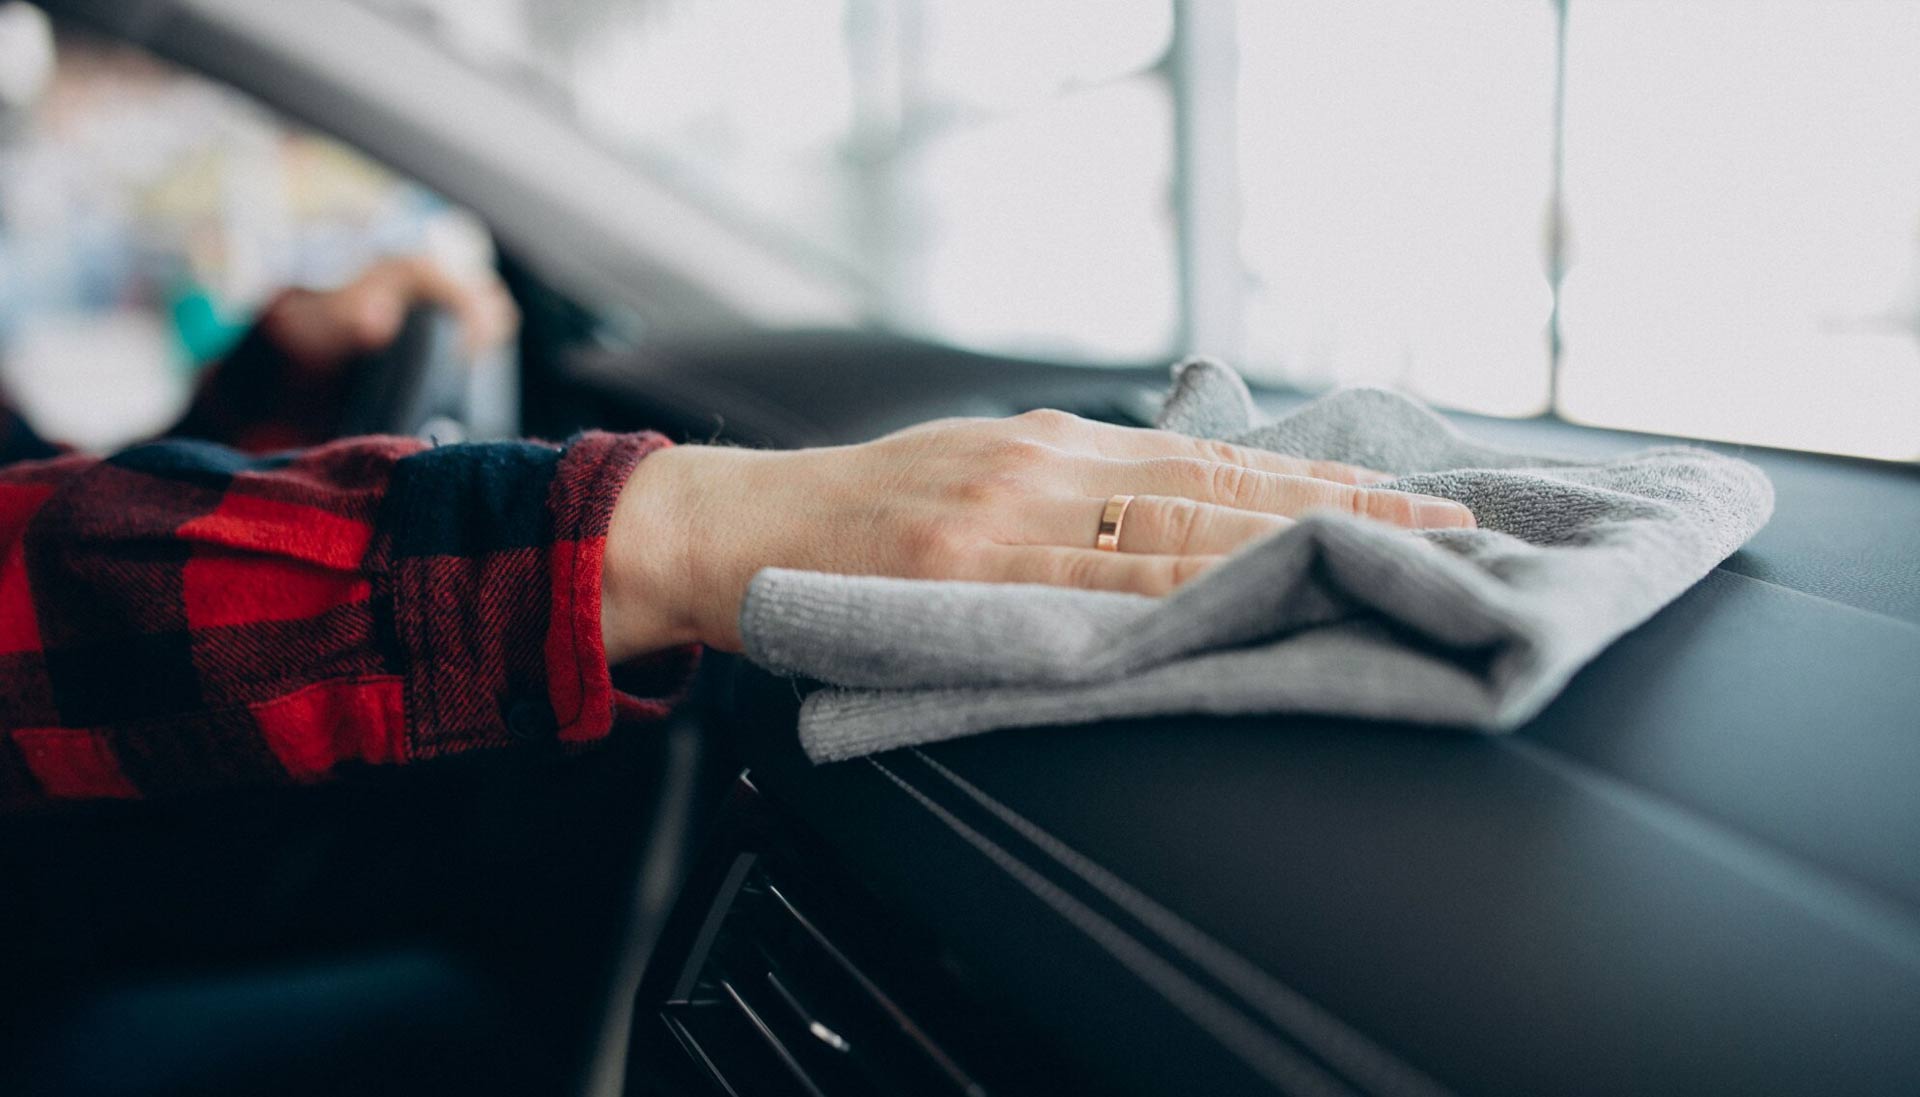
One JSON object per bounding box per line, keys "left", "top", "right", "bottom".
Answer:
{"left": 544, "top": 431, "right": 700, "bottom": 744}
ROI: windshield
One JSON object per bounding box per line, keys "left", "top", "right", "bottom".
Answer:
{"left": 356, "top": 0, "right": 1920, "bottom": 462}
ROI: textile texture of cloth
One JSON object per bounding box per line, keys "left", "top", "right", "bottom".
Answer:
{"left": 742, "top": 358, "right": 1776, "bottom": 763}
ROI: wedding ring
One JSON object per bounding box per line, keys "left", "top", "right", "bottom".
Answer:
{"left": 1095, "top": 494, "right": 1135, "bottom": 552}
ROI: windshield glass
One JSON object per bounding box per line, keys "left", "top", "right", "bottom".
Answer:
{"left": 355, "top": 0, "right": 1920, "bottom": 462}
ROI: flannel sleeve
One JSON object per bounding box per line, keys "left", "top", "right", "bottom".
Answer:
{"left": 0, "top": 430, "right": 695, "bottom": 812}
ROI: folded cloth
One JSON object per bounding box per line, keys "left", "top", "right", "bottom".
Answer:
{"left": 741, "top": 359, "right": 1775, "bottom": 763}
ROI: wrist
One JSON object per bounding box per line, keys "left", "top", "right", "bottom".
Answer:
{"left": 601, "top": 444, "right": 707, "bottom": 663}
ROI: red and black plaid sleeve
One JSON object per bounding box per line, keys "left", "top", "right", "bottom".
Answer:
{"left": 0, "top": 430, "right": 695, "bottom": 812}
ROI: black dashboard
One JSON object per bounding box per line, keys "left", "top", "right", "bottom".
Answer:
{"left": 593, "top": 340, "right": 1920, "bottom": 1097}
{"left": 1, "top": 333, "right": 1912, "bottom": 1097}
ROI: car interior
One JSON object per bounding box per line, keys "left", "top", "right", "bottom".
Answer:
{"left": 2, "top": 2, "right": 1918, "bottom": 1096}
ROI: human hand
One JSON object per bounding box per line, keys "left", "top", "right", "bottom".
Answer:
{"left": 601, "top": 409, "right": 1475, "bottom": 660}
{"left": 259, "top": 255, "right": 518, "bottom": 374}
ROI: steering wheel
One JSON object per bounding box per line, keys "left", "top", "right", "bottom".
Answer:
{"left": 334, "top": 306, "right": 472, "bottom": 439}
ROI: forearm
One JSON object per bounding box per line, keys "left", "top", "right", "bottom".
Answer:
{"left": 0, "top": 430, "right": 689, "bottom": 812}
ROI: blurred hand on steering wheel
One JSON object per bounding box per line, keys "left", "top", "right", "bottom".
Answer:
{"left": 258, "top": 255, "right": 518, "bottom": 375}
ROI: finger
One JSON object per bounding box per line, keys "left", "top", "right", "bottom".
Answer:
{"left": 344, "top": 290, "right": 407, "bottom": 350}
{"left": 381, "top": 255, "right": 471, "bottom": 313}
{"left": 985, "top": 545, "right": 1225, "bottom": 596}
{"left": 374, "top": 257, "right": 513, "bottom": 356}
{"left": 1057, "top": 416, "right": 1395, "bottom": 485}
{"left": 441, "top": 274, "right": 518, "bottom": 356}
{"left": 1079, "top": 457, "right": 1476, "bottom": 530}
{"left": 1009, "top": 495, "right": 1293, "bottom": 555}
{"left": 474, "top": 280, "right": 521, "bottom": 351}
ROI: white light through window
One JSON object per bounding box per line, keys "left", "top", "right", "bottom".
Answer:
{"left": 902, "top": 78, "right": 1177, "bottom": 360}
{"left": 1236, "top": 1, "right": 1558, "bottom": 417}
{"left": 1559, "top": 1, "right": 1920, "bottom": 460}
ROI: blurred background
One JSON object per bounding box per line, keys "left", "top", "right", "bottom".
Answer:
{"left": 1, "top": 0, "right": 1916, "bottom": 458}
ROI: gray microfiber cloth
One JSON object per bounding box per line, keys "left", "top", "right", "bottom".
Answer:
{"left": 741, "top": 358, "right": 1775, "bottom": 763}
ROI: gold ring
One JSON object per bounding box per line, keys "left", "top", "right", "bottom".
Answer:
{"left": 1095, "top": 494, "right": 1135, "bottom": 552}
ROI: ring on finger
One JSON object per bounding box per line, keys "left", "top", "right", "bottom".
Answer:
{"left": 1095, "top": 494, "right": 1135, "bottom": 552}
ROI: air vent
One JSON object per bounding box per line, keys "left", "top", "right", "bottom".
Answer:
{"left": 656, "top": 857, "right": 987, "bottom": 1097}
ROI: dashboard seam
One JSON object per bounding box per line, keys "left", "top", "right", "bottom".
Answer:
{"left": 1708, "top": 564, "right": 1920, "bottom": 633}
{"left": 907, "top": 748, "right": 1457, "bottom": 1097}
{"left": 868, "top": 756, "right": 1359, "bottom": 1097}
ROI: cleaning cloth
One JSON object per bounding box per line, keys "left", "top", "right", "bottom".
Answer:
{"left": 741, "top": 359, "right": 1775, "bottom": 763}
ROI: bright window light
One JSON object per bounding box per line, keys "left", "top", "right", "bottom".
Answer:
{"left": 367, "top": 0, "right": 1920, "bottom": 460}
{"left": 903, "top": 78, "right": 1177, "bottom": 359}
{"left": 1558, "top": 1, "right": 1920, "bottom": 460}
{"left": 916, "top": 0, "right": 1172, "bottom": 114}
{"left": 1236, "top": 1, "right": 1558, "bottom": 417}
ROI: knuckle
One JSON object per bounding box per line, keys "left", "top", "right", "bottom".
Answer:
{"left": 1346, "top": 486, "right": 1382, "bottom": 518}
{"left": 1014, "top": 407, "right": 1080, "bottom": 435}
{"left": 1354, "top": 488, "right": 1414, "bottom": 525}
{"left": 949, "top": 447, "right": 1037, "bottom": 502}
{"left": 950, "top": 471, "right": 1019, "bottom": 506}
{"left": 1131, "top": 556, "right": 1185, "bottom": 596}
{"left": 1155, "top": 456, "right": 1212, "bottom": 494}
{"left": 1171, "top": 556, "right": 1214, "bottom": 587}
{"left": 1204, "top": 459, "right": 1257, "bottom": 507}
{"left": 1160, "top": 498, "right": 1206, "bottom": 554}
{"left": 1196, "top": 438, "right": 1244, "bottom": 466}
{"left": 1056, "top": 550, "right": 1106, "bottom": 589}
{"left": 982, "top": 437, "right": 1053, "bottom": 473}
{"left": 897, "top": 513, "right": 967, "bottom": 572}
{"left": 889, "top": 415, "right": 985, "bottom": 444}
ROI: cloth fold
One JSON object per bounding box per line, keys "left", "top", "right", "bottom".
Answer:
{"left": 742, "top": 359, "right": 1775, "bottom": 763}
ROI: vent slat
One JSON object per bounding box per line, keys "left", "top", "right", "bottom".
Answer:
{"left": 680, "top": 863, "right": 985, "bottom": 1096}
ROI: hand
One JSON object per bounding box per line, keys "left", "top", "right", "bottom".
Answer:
{"left": 260, "top": 255, "right": 518, "bottom": 374}
{"left": 601, "top": 409, "right": 1476, "bottom": 660}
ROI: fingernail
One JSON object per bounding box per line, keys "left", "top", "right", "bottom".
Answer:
{"left": 1416, "top": 498, "right": 1477, "bottom": 529}
{"left": 1355, "top": 469, "right": 1396, "bottom": 485}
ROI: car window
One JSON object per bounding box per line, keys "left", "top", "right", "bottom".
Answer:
{"left": 358, "top": 0, "right": 1179, "bottom": 366}
{"left": 365, "top": 0, "right": 1917, "bottom": 461}
{"left": 1554, "top": 1, "right": 1920, "bottom": 460}
{"left": 0, "top": 8, "right": 498, "bottom": 451}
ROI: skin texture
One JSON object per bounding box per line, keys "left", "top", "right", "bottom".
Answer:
{"left": 602, "top": 408, "right": 1476, "bottom": 660}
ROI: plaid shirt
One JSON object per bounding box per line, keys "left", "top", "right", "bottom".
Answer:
{"left": 0, "top": 327, "right": 693, "bottom": 812}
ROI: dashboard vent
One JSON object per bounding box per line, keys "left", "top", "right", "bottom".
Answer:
{"left": 655, "top": 856, "right": 989, "bottom": 1097}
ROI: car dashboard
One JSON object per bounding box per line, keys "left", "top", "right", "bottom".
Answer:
{"left": 595, "top": 343, "right": 1920, "bottom": 1097}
